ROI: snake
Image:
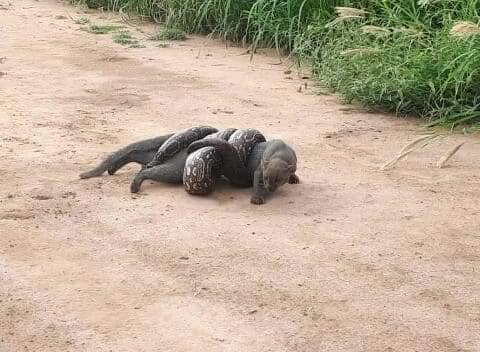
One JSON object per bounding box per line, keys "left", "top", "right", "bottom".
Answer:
{"left": 182, "top": 128, "right": 266, "bottom": 195}
{"left": 145, "top": 126, "right": 219, "bottom": 168}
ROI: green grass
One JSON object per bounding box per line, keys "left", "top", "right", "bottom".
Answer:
{"left": 149, "top": 27, "right": 186, "bottom": 41}
{"left": 71, "top": 0, "right": 480, "bottom": 127}
{"left": 85, "top": 0, "right": 109, "bottom": 9}
{"left": 113, "top": 30, "right": 137, "bottom": 44}
{"left": 112, "top": 30, "right": 146, "bottom": 47}
{"left": 83, "top": 24, "right": 123, "bottom": 34}
{"left": 74, "top": 17, "right": 90, "bottom": 25}
{"left": 79, "top": 22, "right": 145, "bottom": 48}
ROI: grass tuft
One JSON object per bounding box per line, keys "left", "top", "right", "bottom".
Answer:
{"left": 75, "top": 17, "right": 90, "bottom": 25}
{"left": 112, "top": 30, "right": 140, "bottom": 46}
{"left": 149, "top": 28, "right": 186, "bottom": 41}
{"left": 71, "top": 0, "right": 480, "bottom": 127}
{"left": 83, "top": 24, "right": 123, "bottom": 34}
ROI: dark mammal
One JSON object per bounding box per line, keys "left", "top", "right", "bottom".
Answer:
{"left": 187, "top": 138, "right": 299, "bottom": 204}
{"left": 129, "top": 149, "right": 189, "bottom": 193}
{"left": 252, "top": 139, "right": 299, "bottom": 204}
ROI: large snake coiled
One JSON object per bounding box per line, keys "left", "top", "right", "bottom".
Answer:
{"left": 182, "top": 128, "right": 266, "bottom": 195}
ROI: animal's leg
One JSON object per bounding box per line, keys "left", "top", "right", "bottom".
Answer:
{"left": 288, "top": 174, "right": 300, "bottom": 184}
{"left": 250, "top": 168, "right": 268, "bottom": 205}
{"left": 130, "top": 151, "right": 187, "bottom": 193}
{"left": 107, "top": 150, "right": 156, "bottom": 175}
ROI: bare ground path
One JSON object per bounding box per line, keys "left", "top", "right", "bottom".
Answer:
{"left": 1, "top": 1, "right": 480, "bottom": 351}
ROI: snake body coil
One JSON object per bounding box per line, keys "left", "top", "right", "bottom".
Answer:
{"left": 183, "top": 128, "right": 266, "bottom": 195}
{"left": 146, "top": 126, "right": 218, "bottom": 168}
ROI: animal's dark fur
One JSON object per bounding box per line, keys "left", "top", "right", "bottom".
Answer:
{"left": 79, "top": 134, "right": 174, "bottom": 179}
{"left": 188, "top": 138, "right": 299, "bottom": 204}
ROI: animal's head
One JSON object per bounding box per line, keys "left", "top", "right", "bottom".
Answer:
{"left": 263, "top": 159, "right": 296, "bottom": 192}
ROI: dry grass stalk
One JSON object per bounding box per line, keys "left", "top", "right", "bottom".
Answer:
{"left": 391, "top": 26, "right": 423, "bottom": 38}
{"left": 450, "top": 21, "right": 480, "bottom": 38}
{"left": 340, "top": 48, "right": 381, "bottom": 56}
{"left": 436, "top": 142, "right": 465, "bottom": 168}
{"left": 417, "top": 0, "right": 431, "bottom": 7}
{"left": 335, "top": 7, "right": 368, "bottom": 18}
{"left": 381, "top": 135, "right": 439, "bottom": 171}
{"left": 361, "top": 25, "right": 390, "bottom": 36}
{"left": 399, "top": 134, "right": 436, "bottom": 154}
{"left": 325, "top": 7, "right": 367, "bottom": 28}
{"left": 381, "top": 149, "right": 416, "bottom": 171}
{"left": 325, "top": 16, "right": 364, "bottom": 28}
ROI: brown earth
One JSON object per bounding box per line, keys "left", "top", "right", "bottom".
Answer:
{"left": 1, "top": 1, "right": 480, "bottom": 351}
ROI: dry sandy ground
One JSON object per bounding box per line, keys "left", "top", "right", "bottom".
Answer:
{"left": 1, "top": 1, "right": 480, "bottom": 351}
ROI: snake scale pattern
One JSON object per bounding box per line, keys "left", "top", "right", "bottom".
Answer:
{"left": 146, "top": 126, "right": 219, "bottom": 168}
{"left": 227, "top": 129, "right": 267, "bottom": 164}
{"left": 183, "top": 147, "right": 223, "bottom": 195}
{"left": 182, "top": 128, "right": 266, "bottom": 195}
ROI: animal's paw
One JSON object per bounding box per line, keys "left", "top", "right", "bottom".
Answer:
{"left": 130, "top": 179, "right": 142, "bottom": 193}
{"left": 250, "top": 195, "right": 265, "bottom": 205}
{"left": 288, "top": 174, "right": 300, "bottom": 184}
{"left": 145, "top": 159, "right": 160, "bottom": 169}
{"left": 79, "top": 170, "right": 97, "bottom": 179}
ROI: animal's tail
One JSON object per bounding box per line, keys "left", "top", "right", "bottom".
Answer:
{"left": 79, "top": 154, "right": 117, "bottom": 179}
{"left": 79, "top": 134, "right": 174, "bottom": 179}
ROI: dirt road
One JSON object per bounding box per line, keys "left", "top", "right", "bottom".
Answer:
{"left": 1, "top": 1, "right": 480, "bottom": 351}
